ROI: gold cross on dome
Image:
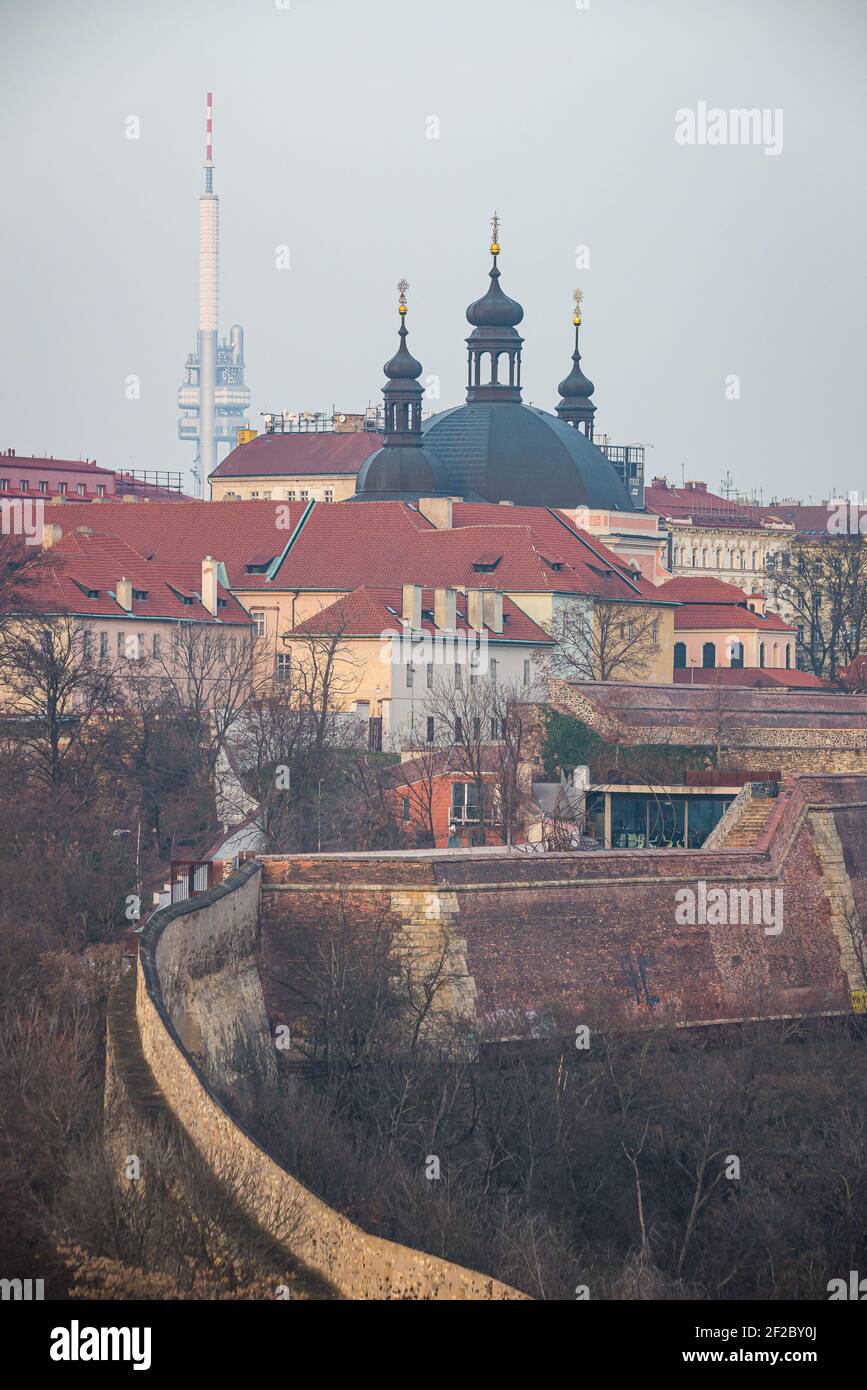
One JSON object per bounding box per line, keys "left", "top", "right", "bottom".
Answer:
{"left": 573, "top": 288, "right": 584, "bottom": 308}
{"left": 490, "top": 211, "right": 500, "bottom": 244}
{"left": 397, "top": 278, "right": 409, "bottom": 306}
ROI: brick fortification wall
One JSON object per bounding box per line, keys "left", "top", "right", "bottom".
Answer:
{"left": 117, "top": 862, "right": 524, "bottom": 1300}
{"left": 261, "top": 775, "right": 867, "bottom": 1038}
{"left": 549, "top": 680, "right": 867, "bottom": 774}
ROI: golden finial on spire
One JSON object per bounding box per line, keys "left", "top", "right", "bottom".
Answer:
{"left": 573, "top": 287, "right": 584, "bottom": 326}
{"left": 397, "top": 277, "right": 409, "bottom": 315}
{"left": 490, "top": 210, "right": 500, "bottom": 256}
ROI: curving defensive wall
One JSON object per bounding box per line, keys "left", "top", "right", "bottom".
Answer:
{"left": 105, "top": 860, "right": 526, "bottom": 1301}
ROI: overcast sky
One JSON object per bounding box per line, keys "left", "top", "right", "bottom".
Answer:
{"left": 1, "top": 0, "right": 865, "bottom": 502}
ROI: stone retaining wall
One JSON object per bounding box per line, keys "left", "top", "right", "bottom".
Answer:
{"left": 127, "top": 862, "right": 525, "bottom": 1300}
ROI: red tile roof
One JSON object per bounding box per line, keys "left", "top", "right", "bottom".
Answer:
{"left": 211, "top": 432, "right": 384, "bottom": 479}
{"left": 0, "top": 454, "right": 113, "bottom": 477}
{"left": 11, "top": 533, "right": 250, "bottom": 624}
{"left": 673, "top": 604, "right": 794, "bottom": 632}
{"left": 289, "top": 586, "right": 552, "bottom": 644}
{"left": 40, "top": 498, "right": 674, "bottom": 606}
{"left": 47, "top": 500, "right": 310, "bottom": 588}
{"left": 654, "top": 576, "right": 749, "bottom": 604}
{"left": 644, "top": 480, "right": 768, "bottom": 528}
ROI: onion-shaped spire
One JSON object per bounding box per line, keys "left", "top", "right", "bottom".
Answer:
{"left": 556, "top": 288, "right": 596, "bottom": 436}
{"left": 465, "top": 213, "right": 524, "bottom": 404}
{"left": 466, "top": 211, "right": 524, "bottom": 328}
{"left": 383, "top": 278, "right": 423, "bottom": 379}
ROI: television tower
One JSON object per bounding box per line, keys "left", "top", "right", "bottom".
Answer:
{"left": 177, "top": 93, "right": 251, "bottom": 496}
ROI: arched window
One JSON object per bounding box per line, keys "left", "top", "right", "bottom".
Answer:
{"left": 759, "top": 642, "right": 766, "bottom": 668}
{"left": 730, "top": 640, "right": 744, "bottom": 669}
{"left": 715, "top": 548, "right": 722, "bottom": 568}
{"left": 702, "top": 642, "right": 716, "bottom": 668}
{"left": 691, "top": 549, "right": 698, "bottom": 568}
{"left": 674, "top": 642, "right": 687, "bottom": 669}
{"left": 701, "top": 549, "right": 708, "bottom": 567}
{"left": 751, "top": 551, "right": 758, "bottom": 570}
{"left": 785, "top": 644, "right": 791, "bottom": 669}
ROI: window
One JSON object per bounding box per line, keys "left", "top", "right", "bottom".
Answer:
{"left": 300, "top": 490, "right": 308, "bottom": 501}
{"left": 0, "top": 479, "right": 7, "bottom": 490}
{"left": 117, "top": 631, "right": 125, "bottom": 657}
{"left": 172, "top": 628, "right": 180, "bottom": 661}
{"left": 286, "top": 491, "right": 296, "bottom": 501}
{"left": 406, "top": 662, "right": 414, "bottom": 688}
{"left": 473, "top": 717, "right": 481, "bottom": 740}
{"left": 702, "top": 642, "right": 716, "bottom": 668}
{"left": 402, "top": 796, "right": 410, "bottom": 822}
{"left": 674, "top": 642, "right": 686, "bottom": 669}
{"left": 82, "top": 630, "right": 92, "bottom": 659}
{"left": 426, "top": 716, "right": 435, "bottom": 743}
{"left": 490, "top": 658, "right": 497, "bottom": 684}
{"left": 490, "top": 717, "right": 498, "bottom": 740}
{"left": 250, "top": 491, "right": 259, "bottom": 499}
{"left": 250, "top": 610, "right": 266, "bottom": 639}
{"left": 99, "top": 631, "right": 108, "bottom": 660}
{"left": 152, "top": 633, "right": 160, "bottom": 658}
{"left": 76, "top": 483, "right": 85, "bottom": 496}
{"left": 262, "top": 491, "right": 271, "bottom": 500}
{"left": 759, "top": 643, "right": 766, "bottom": 668}
{"left": 38, "top": 480, "right": 47, "bottom": 493}
{"left": 324, "top": 489, "right": 334, "bottom": 503}
{"left": 58, "top": 482, "right": 67, "bottom": 495}
{"left": 455, "top": 664, "right": 462, "bottom": 687}
{"left": 133, "top": 588, "right": 148, "bottom": 601}
{"left": 523, "top": 658, "right": 530, "bottom": 685}
{"left": 97, "top": 485, "right": 105, "bottom": 497}
{"left": 451, "top": 782, "right": 479, "bottom": 823}
{"left": 275, "top": 653, "right": 291, "bottom": 683}
{"left": 454, "top": 716, "right": 463, "bottom": 740}
{"left": 426, "top": 662, "right": 433, "bottom": 689}
{"left": 19, "top": 479, "right": 28, "bottom": 492}
{"left": 729, "top": 640, "right": 744, "bottom": 669}
{"left": 786, "top": 644, "right": 791, "bottom": 669}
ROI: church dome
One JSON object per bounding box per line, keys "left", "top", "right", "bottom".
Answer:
{"left": 466, "top": 264, "right": 524, "bottom": 329}
{"left": 421, "top": 402, "right": 633, "bottom": 509}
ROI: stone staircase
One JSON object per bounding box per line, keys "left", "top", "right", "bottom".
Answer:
{"left": 719, "top": 797, "right": 778, "bottom": 848}
{"left": 704, "top": 782, "right": 780, "bottom": 850}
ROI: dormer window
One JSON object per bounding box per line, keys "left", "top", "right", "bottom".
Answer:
{"left": 132, "top": 588, "right": 149, "bottom": 602}
{"left": 472, "top": 553, "right": 502, "bottom": 574}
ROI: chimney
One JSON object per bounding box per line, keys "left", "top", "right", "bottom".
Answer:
{"left": 202, "top": 555, "right": 219, "bottom": 616}
{"left": 116, "top": 577, "right": 133, "bottom": 612}
{"left": 466, "top": 588, "right": 484, "bottom": 631}
{"left": 401, "top": 583, "right": 422, "bottom": 630}
{"left": 417, "top": 496, "right": 453, "bottom": 529}
{"left": 483, "top": 589, "right": 503, "bottom": 633}
{"left": 42, "top": 521, "right": 62, "bottom": 549}
{"left": 434, "top": 586, "right": 457, "bottom": 630}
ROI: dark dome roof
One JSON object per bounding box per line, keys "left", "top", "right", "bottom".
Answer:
{"left": 558, "top": 358, "right": 594, "bottom": 402}
{"left": 421, "top": 402, "right": 633, "bottom": 509}
{"left": 466, "top": 265, "right": 524, "bottom": 329}
{"left": 353, "top": 444, "right": 449, "bottom": 500}
{"left": 383, "top": 321, "right": 423, "bottom": 380}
